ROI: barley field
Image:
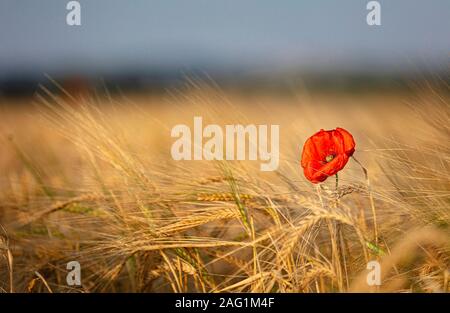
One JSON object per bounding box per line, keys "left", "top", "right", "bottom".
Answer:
{"left": 0, "top": 81, "right": 449, "bottom": 293}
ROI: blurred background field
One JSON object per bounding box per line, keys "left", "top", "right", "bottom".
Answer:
{"left": 0, "top": 84, "right": 449, "bottom": 292}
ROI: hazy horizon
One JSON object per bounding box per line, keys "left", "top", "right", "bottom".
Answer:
{"left": 0, "top": 0, "right": 449, "bottom": 79}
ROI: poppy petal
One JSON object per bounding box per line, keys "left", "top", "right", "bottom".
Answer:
{"left": 301, "top": 127, "right": 355, "bottom": 183}
{"left": 336, "top": 127, "right": 355, "bottom": 156}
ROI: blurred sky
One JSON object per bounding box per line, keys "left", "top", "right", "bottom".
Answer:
{"left": 0, "top": 0, "right": 449, "bottom": 78}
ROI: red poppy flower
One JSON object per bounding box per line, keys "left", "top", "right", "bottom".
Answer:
{"left": 301, "top": 128, "right": 355, "bottom": 183}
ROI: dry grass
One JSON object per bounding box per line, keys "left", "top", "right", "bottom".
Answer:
{"left": 0, "top": 81, "right": 449, "bottom": 293}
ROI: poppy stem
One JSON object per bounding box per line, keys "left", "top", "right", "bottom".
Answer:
{"left": 335, "top": 174, "right": 339, "bottom": 191}
{"left": 352, "top": 156, "right": 378, "bottom": 246}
